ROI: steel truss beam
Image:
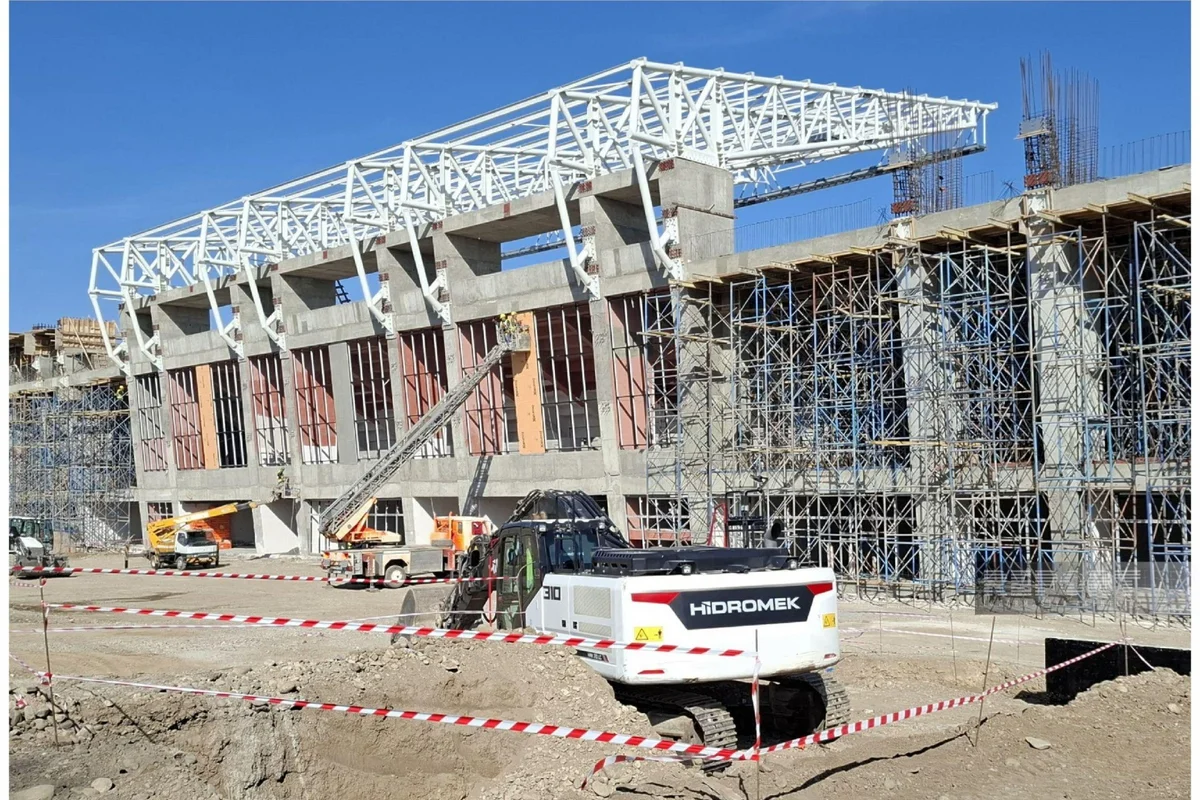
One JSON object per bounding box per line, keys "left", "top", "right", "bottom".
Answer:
{"left": 89, "top": 58, "right": 995, "bottom": 372}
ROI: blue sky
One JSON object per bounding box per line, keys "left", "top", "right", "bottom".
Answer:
{"left": 9, "top": 1, "right": 1191, "bottom": 331}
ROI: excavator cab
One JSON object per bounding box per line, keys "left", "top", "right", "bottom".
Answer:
{"left": 441, "top": 491, "right": 629, "bottom": 630}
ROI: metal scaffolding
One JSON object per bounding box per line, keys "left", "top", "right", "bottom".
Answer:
{"left": 643, "top": 197, "right": 1190, "bottom": 620}
{"left": 9, "top": 380, "right": 135, "bottom": 550}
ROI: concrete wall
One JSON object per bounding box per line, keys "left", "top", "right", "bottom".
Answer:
{"left": 255, "top": 500, "right": 300, "bottom": 554}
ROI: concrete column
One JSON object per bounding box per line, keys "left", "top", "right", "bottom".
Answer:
{"left": 586, "top": 294, "right": 626, "bottom": 532}
{"left": 234, "top": 279, "right": 275, "bottom": 351}
{"left": 375, "top": 249, "right": 413, "bottom": 444}
{"left": 327, "top": 341, "right": 357, "bottom": 464}
{"left": 440, "top": 323, "right": 466, "bottom": 459}
{"left": 434, "top": 232, "right": 502, "bottom": 287}
{"left": 892, "top": 240, "right": 961, "bottom": 587}
{"left": 296, "top": 497, "right": 318, "bottom": 555}
{"left": 380, "top": 244, "right": 441, "bottom": 332}
{"left": 657, "top": 159, "right": 736, "bottom": 263}
{"left": 1024, "top": 209, "right": 1107, "bottom": 601}
{"left": 401, "top": 496, "right": 421, "bottom": 546}
{"left": 276, "top": 272, "right": 337, "bottom": 314}
{"left": 1025, "top": 217, "right": 1105, "bottom": 483}
{"left": 120, "top": 303, "right": 157, "bottom": 371}
{"left": 277, "top": 350, "right": 303, "bottom": 480}
{"left": 587, "top": 194, "right": 651, "bottom": 251}
{"left": 670, "top": 285, "right": 730, "bottom": 540}
{"left": 133, "top": 500, "right": 151, "bottom": 548}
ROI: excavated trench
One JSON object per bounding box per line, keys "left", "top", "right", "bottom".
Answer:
{"left": 9, "top": 638, "right": 665, "bottom": 800}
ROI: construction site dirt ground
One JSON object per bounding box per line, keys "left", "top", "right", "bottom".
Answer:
{"left": 9, "top": 552, "right": 1191, "bottom": 800}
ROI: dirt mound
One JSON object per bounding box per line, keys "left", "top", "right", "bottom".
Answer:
{"left": 10, "top": 637, "right": 1191, "bottom": 800}
{"left": 9, "top": 638, "right": 725, "bottom": 800}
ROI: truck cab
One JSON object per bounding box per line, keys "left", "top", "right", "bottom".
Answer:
{"left": 147, "top": 526, "right": 221, "bottom": 570}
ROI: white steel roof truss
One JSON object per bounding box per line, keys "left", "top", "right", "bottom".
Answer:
{"left": 89, "top": 58, "right": 994, "bottom": 370}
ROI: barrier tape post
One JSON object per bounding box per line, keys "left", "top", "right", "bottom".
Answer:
{"left": 949, "top": 610, "right": 958, "bottom": 684}
{"left": 972, "top": 616, "right": 997, "bottom": 747}
{"left": 752, "top": 634, "right": 762, "bottom": 800}
{"left": 38, "top": 578, "right": 59, "bottom": 747}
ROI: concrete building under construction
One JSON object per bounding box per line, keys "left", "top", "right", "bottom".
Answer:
{"left": 8, "top": 58, "right": 1191, "bottom": 618}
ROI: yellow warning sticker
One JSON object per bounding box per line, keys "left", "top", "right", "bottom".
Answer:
{"left": 633, "top": 626, "right": 663, "bottom": 642}
{"left": 822, "top": 613, "right": 837, "bottom": 628}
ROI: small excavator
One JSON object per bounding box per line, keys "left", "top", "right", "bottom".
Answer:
{"left": 441, "top": 490, "right": 850, "bottom": 755}
{"left": 144, "top": 502, "right": 257, "bottom": 570}
{"left": 9, "top": 517, "right": 70, "bottom": 578}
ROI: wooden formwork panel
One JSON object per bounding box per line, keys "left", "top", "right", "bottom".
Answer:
{"left": 194, "top": 364, "right": 219, "bottom": 470}
{"left": 511, "top": 311, "right": 545, "bottom": 454}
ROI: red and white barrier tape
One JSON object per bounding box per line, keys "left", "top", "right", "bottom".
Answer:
{"left": 9, "top": 638, "right": 1124, "bottom": 784}
{"left": 48, "top": 604, "right": 750, "bottom": 659}
{"left": 11, "top": 624, "right": 254, "bottom": 634}
{"left": 10, "top": 610, "right": 472, "bottom": 635}
{"left": 10, "top": 579, "right": 42, "bottom": 589}
{"left": 14, "top": 669, "right": 744, "bottom": 760}
{"left": 9, "top": 653, "right": 50, "bottom": 686}
{"left": 11, "top": 565, "right": 463, "bottom": 586}
{"left": 582, "top": 640, "right": 1119, "bottom": 785}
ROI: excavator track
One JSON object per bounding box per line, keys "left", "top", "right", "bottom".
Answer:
{"left": 788, "top": 672, "right": 852, "bottom": 731}
{"left": 612, "top": 684, "right": 738, "bottom": 771}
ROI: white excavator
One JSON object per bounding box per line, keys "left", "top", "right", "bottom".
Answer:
{"left": 441, "top": 491, "right": 850, "bottom": 754}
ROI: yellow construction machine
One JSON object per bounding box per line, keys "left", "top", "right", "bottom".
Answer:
{"left": 145, "top": 502, "right": 257, "bottom": 569}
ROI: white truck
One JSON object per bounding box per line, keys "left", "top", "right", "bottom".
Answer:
{"left": 322, "top": 541, "right": 454, "bottom": 586}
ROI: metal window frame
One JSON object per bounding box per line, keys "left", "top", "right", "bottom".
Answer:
{"left": 167, "top": 367, "right": 204, "bottom": 470}
{"left": 250, "top": 354, "right": 290, "bottom": 467}
{"left": 210, "top": 361, "right": 248, "bottom": 468}
{"left": 399, "top": 328, "right": 452, "bottom": 458}
{"left": 460, "top": 319, "right": 517, "bottom": 456}
{"left": 626, "top": 495, "right": 690, "bottom": 546}
{"left": 366, "top": 499, "right": 406, "bottom": 544}
{"left": 133, "top": 373, "right": 169, "bottom": 471}
{"left": 293, "top": 346, "right": 338, "bottom": 465}
{"left": 609, "top": 293, "right": 659, "bottom": 450}
{"left": 88, "top": 59, "right": 995, "bottom": 373}
{"left": 146, "top": 502, "right": 174, "bottom": 523}
{"left": 535, "top": 303, "right": 599, "bottom": 452}
{"left": 349, "top": 337, "right": 397, "bottom": 460}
